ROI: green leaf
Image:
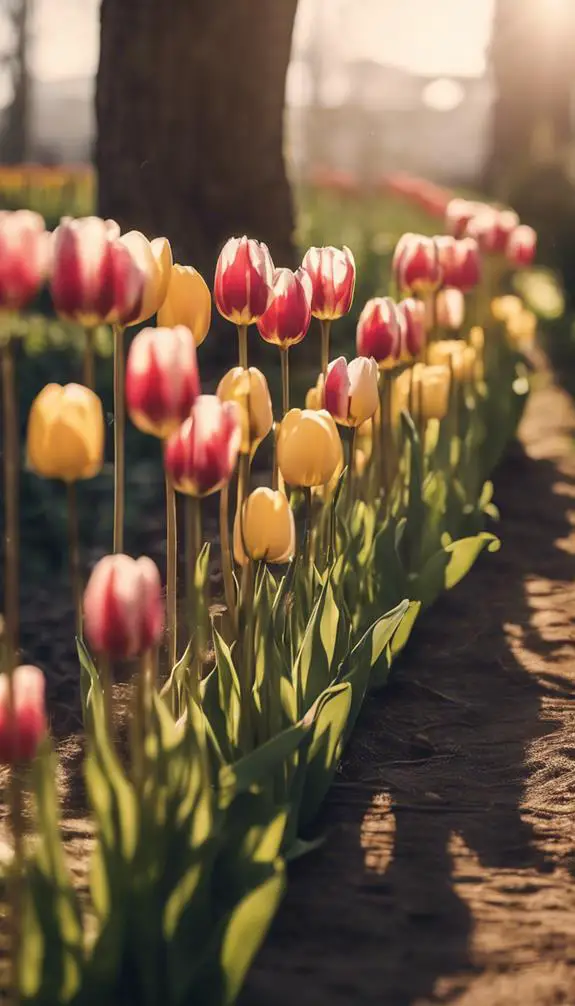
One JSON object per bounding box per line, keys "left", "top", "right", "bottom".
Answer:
{"left": 298, "top": 682, "right": 352, "bottom": 831}
{"left": 339, "top": 600, "right": 410, "bottom": 725}
{"left": 219, "top": 721, "right": 311, "bottom": 805}
{"left": 293, "top": 578, "right": 341, "bottom": 713}
{"left": 213, "top": 629, "right": 242, "bottom": 753}
{"left": 220, "top": 870, "right": 285, "bottom": 1005}
{"left": 414, "top": 532, "right": 500, "bottom": 608}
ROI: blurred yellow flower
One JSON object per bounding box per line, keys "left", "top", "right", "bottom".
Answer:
{"left": 216, "top": 366, "right": 273, "bottom": 456}
{"left": 491, "top": 295, "right": 523, "bottom": 323}
{"left": 157, "top": 264, "right": 211, "bottom": 345}
{"left": 27, "top": 383, "right": 105, "bottom": 482}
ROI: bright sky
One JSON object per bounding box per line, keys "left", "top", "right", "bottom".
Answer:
{"left": 0, "top": 0, "right": 495, "bottom": 83}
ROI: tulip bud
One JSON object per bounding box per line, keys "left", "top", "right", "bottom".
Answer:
{"left": 256, "top": 267, "right": 312, "bottom": 347}
{"left": 157, "top": 264, "right": 212, "bottom": 346}
{"left": 397, "top": 298, "right": 425, "bottom": 361}
{"left": 214, "top": 236, "right": 274, "bottom": 325}
{"left": 506, "top": 225, "right": 537, "bottom": 268}
{"left": 233, "top": 487, "right": 295, "bottom": 565}
{"left": 445, "top": 198, "right": 481, "bottom": 238}
{"left": 466, "top": 208, "right": 519, "bottom": 255}
{"left": 418, "top": 364, "right": 451, "bottom": 421}
{"left": 83, "top": 554, "right": 163, "bottom": 661}
{"left": 491, "top": 295, "right": 524, "bottom": 323}
{"left": 301, "top": 245, "right": 356, "bottom": 320}
{"left": 164, "top": 395, "right": 241, "bottom": 496}
{"left": 455, "top": 237, "right": 481, "bottom": 292}
{"left": 216, "top": 366, "right": 273, "bottom": 455}
{"left": 119, "top": 231, "right": 173, "bottom": 324}
{"left": 324, "top": 356, "right": 379, "bottom": 427}
{"left": 435, "top": 235, "right": 459, "bottom": 287}
{"left": 436, "top": 288, "right": 465, "bottom": 330}
{"left": 27, "top": 382, "right": 105, "bottom": 482}
{"left": 0, "top": 210, "right": 50, "bottom": 309}
{"left": 51, "top": 216, "right": 145, "bottom": 326}
{"left": 356, "top": 296, "right": 401, "bottom": 369}
{"left": 427, "top": 340, "right": 468, "bottom": 382}
{"left": 392, "top": 234, "right": 442, "bottom": 294}
{"left": 126, "top": 325, "right": 200, "bottom": 439}
{"left": 305, "top": 373, "right": 325, "bottom": 411}
{"left": 277, "top": 408, "right": 341, "bottom": 487}
{"left": 0, "top": 665, "right": 47, "bottom": 763}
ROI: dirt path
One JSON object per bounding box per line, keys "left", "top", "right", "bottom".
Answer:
{"left": 242, "top": 372, "right": 575, "bottom": 1006}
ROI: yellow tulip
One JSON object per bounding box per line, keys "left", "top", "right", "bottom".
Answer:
{"left": 27, "top": 383, "right": 105, "bottom": 482}
{"left": 157, "top": 264, "right": 212, "bottom": 346}
{"left": 469, "top": 326, "right": 485, "bottom": 354}
{"left": 419, "top": 364, "right": 450, "bottom": 421}
{"left": 356, "top": 416, "right": 374, "bottom": 464}
{"left": 233, "top": 488, "right": 295, "bottom": 565}
{"left": 277, "top": 408, "right": 341, "bottom": 487}
{"left": 427, "top": 340, "right": 467, "bottom": 382}
{"left": 120, "top": 231, "right": 173, "bottom": 325}
{"left": 216, "top": 366, "right": 273, "bottom": 456}
{"left": 461, "top": 346, "right": 477, "bottom": 382}
{"left": 491, "top": 295, "right": 523, "bottom": 323}
{"left": 506, "top": 308, "right": 537, "bottom": 349}
{"left": 305, "top": 373, "right": 324, "bottom": 411}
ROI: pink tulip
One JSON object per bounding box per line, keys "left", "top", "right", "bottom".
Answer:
{"left": 51, "top": 216, "right": 145, "bottom": 326}
{"left": 357, "top": 296, "right": 401, "bottom": 368}
{"left": 83, "top": 554, "right": 163, "bottom": 660}
{"left": 301, "top": 245, "right": 356, "bottom": 320}
{"left": 257, "top": 267, "right": 312, "bottom": 347}
{"left": 324, "top": 356, "right": 379, "bottom": 427}
{"left": 435, "top": 235, "right": 460, "bottom": 288}
{"left": 466, "top": 208, "right": 519, "bottom": 255}
{"left": 506, "top": 225, "right": 537, "bottom": 267}
{"left": 214, "top": 236, "right": 274, "bottom": 325}
{"left": 0, "top": 665, "right": 47, "bottom": 764}
{"left": 436, "top": 288, "right": 465, "bottom": 330}
{"left": 126, "top": 325, "right": 200, "bottom": 439}
{"left": 0, "top": 210, "right": 50, "bottom": 309}
{"left": 393, "top": 234, "right": 442, "bottom": 294}
{"left": 454, "top": 238, "right": 481, "bottom": 292}
{"left": 164, "top": 394, "right": 241, "bottom": 497}
{"left": 397, "top": 298, "right": 426, "bottom": 360}
{"left": 445, "top": 198, "right": 481, "bottom": 238}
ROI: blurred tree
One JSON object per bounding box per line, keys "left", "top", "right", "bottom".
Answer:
{"left": 96, "top": 0, "right": 299, "bottom": 278}
{"left": 0, "top": 0, "right": 31, "bottom": 163}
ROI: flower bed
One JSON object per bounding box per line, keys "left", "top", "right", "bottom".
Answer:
{"left": 0, "top": 188, "right": 541, "bottom": 1004}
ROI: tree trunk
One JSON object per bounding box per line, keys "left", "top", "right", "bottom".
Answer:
{"left": 96, "top": 0, "right": 298, "bottom": 282}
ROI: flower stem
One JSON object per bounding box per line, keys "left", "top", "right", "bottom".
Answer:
{"left": 165, "top": 474, "right": 177, "bottom": 669}
{"left": 238, "top": 324, "right": 248, "bottom": 370}
{"left": 219, "top": 483, "right": 238, "bottom": 636}
{"left": 2, "top": 338, "right": 19, "bottom": 665}
{"left": 131, "top": 650, "right": 150, "bottom": 793}
{"left": 185, "top": 495, "right": 203, "bottom": 697}
{"left": 67, "top": 482, "right": 83, "bottom": 640}
{"left": 347, "top": 426, "right": 358, "bottom": 508}
{"left": 9, "top": 760, "right": 23, "bottom": 1006}
{"left": 303, "top": 485, "right": 313, "bottom": 573}
{"left": 113, "top": 324, "right": 126, "bottom": 554}
{"left": 239, "top": 556, "right": 255, "bottom": 749}
{"left": 99, "top": 654, "right": 114, "bottom": 739}
{"left": 320, "top": 319, "right": 331, "bottom": 378}
{"left": 83, "top": 327, "right": 96, "bottom": 390}
{"left": 281, "top": 347, "right": 290, "bottom": 416}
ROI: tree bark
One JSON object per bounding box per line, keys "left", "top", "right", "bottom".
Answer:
{"left": 96, "top": 0, "right": 299, "bottom": 280}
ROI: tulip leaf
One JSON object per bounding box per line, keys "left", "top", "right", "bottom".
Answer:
{"left": 338, "top": 600, "right": 410, "bottom": 726}
{"left": 220, "top": 871, "right": 285, "bottom": 1004}
{"left": 160, "top": 640, "right": 193, "bottom": 722}
{"left": 76, "top": 638, "right": 101, "bottom": 729}
{"left": 297, "top": 682, "right": 352, "bottom": 831}
{"left": 293, "top": 578, "right": 341, "bottom": 713}
{"left": 218, "top": 721, "right": 310, "bottom": 806}
{"left": 414, "top": 531, "right": 500, "bottom": 609}
{"left": 213, "top": 628, "right": 242, "bottom": 753}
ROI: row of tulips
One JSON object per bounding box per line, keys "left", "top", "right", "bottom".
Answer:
{"left": 0, "top": 191, "right": 536, "bottom": 1004}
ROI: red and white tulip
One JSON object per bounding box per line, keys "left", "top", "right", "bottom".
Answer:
{"left": 506, "top": 225, "right": 537, "bottom": 268}
{"left": 257, "top": 267, "right": 312, "bottom": 347}
{"left": 301, "top": 245, "right": 356, "bottom": 320}
{"left": 393, "top": 234, "right": 442, "bottom": 294}
{"left": 126, "top": 325, "right": 201, "bottom": 439}
{"left": 214, "top": 236, "right": 274, "bottom": 325}
{"left": 83, "top": 554, "right": 163, "bottom": 661}
{"left": 397, "top": 298, "right": 426, "bottom": 361}
{"left": 0, "top": 665, "right": 47, "bottom": 764}
{"left": 0, "top": 210, "right": 50, "bottom": 309}
{"left": 164, "top": 395, "right": 241, "bottom": 497}
{"left": 324, "top": 356, "right": 379, "bottom": 427}
{"left": 356, "top": 297, "right": 401, "bottom": 369}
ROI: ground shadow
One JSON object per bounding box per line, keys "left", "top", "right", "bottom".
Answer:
{"left": 242, "top": 417, "right": 575, "bottom": 1005}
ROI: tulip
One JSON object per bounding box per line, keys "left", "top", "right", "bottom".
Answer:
{"left": 435, "top": 235, "right": 459, "bottom": 287}
{"left": 392, "top": 234, "right": 442, "bottom": 294}
{"left": 491, "top": 295, "right": 524, "bottom": 323}
{"left": 428, "top": 340, "right": 468, "bottom": 382}
{"left": 233, "top": 487, "right": 295, "bottom": 564}
{"left": 126, "top": 325, "right": 200, "bottom": 439}
{"left": 0, "top": 210, "right": 50, "bottom": 309}
{"left": 214, "top": 236, "right": 274, "bottom": 327}
{"left": 397, "top": 298, "right": 426, "bottom": 361}
{"left": 83, "top": 554, "right": 163, "bottom": 660}
{"left": 216, "top": 366, "right": 273, "bottom": 456}
{"left": 164, "top": 395, "right": 241, "bottom": 496}
{"left": 506, "top": 225, "right": 537, "bottom": 267}
{"left": 355, "top": 416, "right": 374, "bottom": 471}
{"left": 0, "top": 665, "right": 47, "bottom": 763}
{"left": 436, "top": 288, "right": 465, "bottom": 331}
{"left": 50, "top": 216, "right": 145, "bottom": 326}
{"left": 357, "top": 296, "right": 401, "bottom": 369}
{"left": 277, "top": 408, "right": 341, "bottom": 487}
{"left": 301, "top": 245, "right": 356, "bottom": 321}
{"left": 506, "top": 309, "right": 537, "bottom": 349}
{"left": 418, "top": 364, "right": 451, "bottom": 421}
{"left": 157, "top": 264, "right": 212, "bottom": 346}
{"left": 324, "top": 356, "right": 379, "bottom": 427}
{"left": 466, "top": 208, "right": 519, "bottom": 255}
{"left": 27, "top": 382, "right": 105, "bottom": 482}
{"left": 256, "top": 267, "right": 312, "bottom": 347}
{"left": 119, "top": 231, "right": 173, "bottom": 324}
{"left": 454, "top": 237, "right": 481, "bottom": 292}
{"left": 445, "top": 198, "right": 481, "bottom": 238}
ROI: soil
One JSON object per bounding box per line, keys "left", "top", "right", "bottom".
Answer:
{"left": 242, "top": 370, "right": 575, "bottom": 1006}
{"left": 4, "top": 362, "right": 575, "bottom": 1004}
